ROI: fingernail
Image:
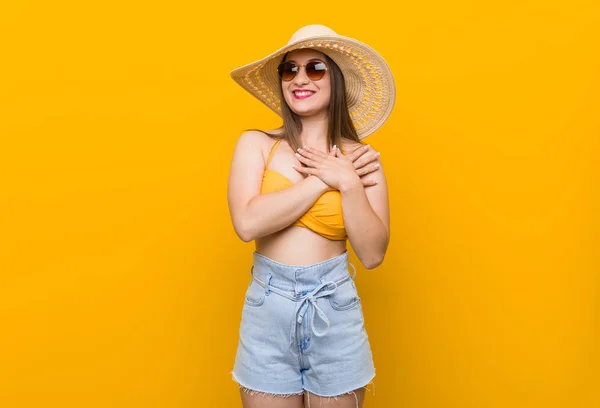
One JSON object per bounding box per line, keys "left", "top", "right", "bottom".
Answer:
{"left": 374, "top": 163, "right": 380, "bottom": 168}
{"left": 365, "top": 144, "right": 370, "bottom": 149}
{"left": 295, "top": 153, "right": 301, "bottom": 157}
{"left": 375, "top": 152, "right": 381, "bottom": 157}
{"left": 298, "top": 148, "right": 303, "bottom": 152}
{"left": 333, "top": 144, "right": 336, "bottom": 150}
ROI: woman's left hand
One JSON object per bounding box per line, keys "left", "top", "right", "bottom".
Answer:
{"left": 293, "top": 145, "right": 361, "bottom": 191}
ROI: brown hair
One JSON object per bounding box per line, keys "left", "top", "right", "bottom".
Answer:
{"left": 244, "top": 51, "right": 363, "bottom": 154}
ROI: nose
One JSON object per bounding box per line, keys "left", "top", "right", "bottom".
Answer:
{"left": 292, "top": 66, "right": 310, "bottom": 86}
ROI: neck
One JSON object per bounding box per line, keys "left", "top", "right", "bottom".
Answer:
{"left": 299, "top": 111, "right": 329, "bottom": 149}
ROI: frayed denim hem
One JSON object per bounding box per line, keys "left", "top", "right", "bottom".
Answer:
{"left": 232, "top": 369, "right": 376, "bottom": 408}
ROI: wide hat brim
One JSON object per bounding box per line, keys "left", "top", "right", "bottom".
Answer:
{"left": 230, "top": 27, "right": 396, "bottom": 139}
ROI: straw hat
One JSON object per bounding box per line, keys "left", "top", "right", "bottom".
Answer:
{"left": 230, "top": 24, "right": 396, "bottom": 139}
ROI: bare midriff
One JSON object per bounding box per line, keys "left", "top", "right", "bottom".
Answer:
{"left": 255, "top": 225, "right": 347, "bottom": 266}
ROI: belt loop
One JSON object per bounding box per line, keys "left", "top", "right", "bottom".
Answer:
{"left": 349, "top": 262, "right": 357, "bottom": 280}
{"left": 265, "top": 273, "right": 272, "bottom": 295}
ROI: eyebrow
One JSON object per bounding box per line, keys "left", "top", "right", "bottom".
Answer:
{"left": 284, "top": 58, "right": 324, "bottom": 63}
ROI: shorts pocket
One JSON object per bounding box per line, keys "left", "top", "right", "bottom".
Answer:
{"left": 328, "top": 279, "right": 360, "bottom": 311}
{"left": 244, "top": 279, "right": 266, "bottom": 307}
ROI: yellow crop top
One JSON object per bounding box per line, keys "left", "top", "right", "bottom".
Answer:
{"left": 261, "top": 139, "right": 347, "bottom": 241}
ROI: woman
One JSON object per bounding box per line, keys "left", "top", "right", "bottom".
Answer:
{"left": 228, "top": 24, "right": 396, "bottom": 408}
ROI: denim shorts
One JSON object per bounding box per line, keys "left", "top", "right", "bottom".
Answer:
{"left": 231, "top": 250, "right": 376, "bottom": 397}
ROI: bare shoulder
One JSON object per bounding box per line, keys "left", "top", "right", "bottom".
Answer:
{"left": 235, "top": 129, "right": 272, "bottom": 149}
{"left": 234, "top": 128, "right": 283, "bottom": 160}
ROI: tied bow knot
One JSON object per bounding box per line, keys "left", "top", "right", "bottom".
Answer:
{"left": 248, "top": 262, "right": 356, "bottom": 353}
{"left": 289, "top": 280, "right": 338, "bottom": 348}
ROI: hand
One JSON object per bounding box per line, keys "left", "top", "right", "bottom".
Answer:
{"left": 293, "top": 145, "right": 362, "bottom": 192}
{"left": 346, "top": 144, "right": 381, "bottom": 186}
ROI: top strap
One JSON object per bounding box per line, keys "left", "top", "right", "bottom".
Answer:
{"left": 265, "top": 139, "right": 282, "bottom": 168}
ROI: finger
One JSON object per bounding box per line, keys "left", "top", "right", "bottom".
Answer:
{"left": 356, "top": 167, "right": 367, "bottom": 177}
{"left": 328, "top": 145, "right": 337, "bottom": 156}
{"left": 303, "top": 146, "right": 328, "bottom": 159}
{"left": 298, "top": 147, "right": 324, "bottom": 162}
{"left": 349, "top": 144, "right": 370, "bottom": 162}
{"left": 295, "top": 152, "right": 319, "bottom": 167}
{"left": 365, "top": 162, "right": 381, "bottom": 174}
{"left": 355, "top": 154, "right": 381, "bottom": 170}
{"left": 357, "top": 162, "right": 380, "bottom": 176}
{"left": 334, "top": 146, "right": 345, "bottom": 158}
{"left": 293, "top": 165, "right": 318, "bottom": 176}
{"left": 353, "top": 148, "right": 380, "bottom": 168}
{"left": 361, "top": 179, "right": 378, "bottom": 187}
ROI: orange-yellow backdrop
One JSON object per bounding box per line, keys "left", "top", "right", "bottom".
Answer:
{"left": 1, "top": 1, "right": 598, "bottom": 407}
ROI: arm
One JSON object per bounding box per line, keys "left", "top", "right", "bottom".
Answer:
{"left": 227, "top": 131, "right": 327, "bottom": 242}
{"left": 339, "top": 147, "right": 390, "bottom": 269}
{"left": 292, "top": 143, "right": 390, "bottom": 269}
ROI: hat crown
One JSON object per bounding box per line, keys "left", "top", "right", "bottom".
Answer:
{"left": 287, "top": 24, "right": 338, "bottom": 45}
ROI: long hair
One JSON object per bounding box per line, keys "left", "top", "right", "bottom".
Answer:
{"left": 245, "top": 51, "right": 363, "bottom": 154}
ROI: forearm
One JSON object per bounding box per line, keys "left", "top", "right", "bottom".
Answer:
{"left": 340, "top": 181, "right": 389, "bottom": 269}
{"left": 233, "top": 176, "right": 327, "bottom": 242}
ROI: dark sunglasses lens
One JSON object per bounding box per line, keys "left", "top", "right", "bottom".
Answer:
{"left": 278, "top": 62, "right": 298, "bottom": 81}
{"left": 306, "top": 61, "right": 327, "bottom": 80}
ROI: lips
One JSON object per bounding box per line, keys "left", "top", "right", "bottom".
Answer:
{"left": 293, "top": 90, "right": 315, "bottom": 99}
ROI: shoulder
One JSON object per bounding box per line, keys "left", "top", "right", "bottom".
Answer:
{"left": 234, "top": 128, "right": 283, "bottom": 158}
{"left": 235, "top": 129, "right": 273, "bottom": 147}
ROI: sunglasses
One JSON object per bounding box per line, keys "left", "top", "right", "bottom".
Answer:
{"left": 277, "top": 60, "right": 328, "bottom": 82}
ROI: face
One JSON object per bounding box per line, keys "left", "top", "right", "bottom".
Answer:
{"left": 280, "top": 49, "right": 331, "bottom": 118}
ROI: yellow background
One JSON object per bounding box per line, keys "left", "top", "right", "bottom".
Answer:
{"left": 1, "top": 1, "right": 598, "bottom": 407}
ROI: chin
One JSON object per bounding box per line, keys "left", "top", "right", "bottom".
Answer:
{"left": 290, "top": 104, "right": 327, "bottom": 117}
{"left": 293, "top": 109, "right": 316, "bottom": 116}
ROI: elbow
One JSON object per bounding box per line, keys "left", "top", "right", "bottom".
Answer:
{"left": 363, "top": 253, "right": 385, "bottom": 270}
{"left": 238, "top": 231, "right": 254, "bottom": 243}
{"left": 233, "top": 220, "right": 256, "bottom": 243}
{"left": 363, "top": 258, "right": 383, "bottom": 270}
{"left": 363, "top": 234, "right": 390, "bottom": 269}
{"left": 362, "top": 240, "right": 388, "bottom": 270}
{"left": 361, "top": 229, "right": 390, "bottom": 269}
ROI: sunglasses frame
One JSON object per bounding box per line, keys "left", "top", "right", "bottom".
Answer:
{"left": 277, "top": 60, "right": 329, "bottom": 82}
